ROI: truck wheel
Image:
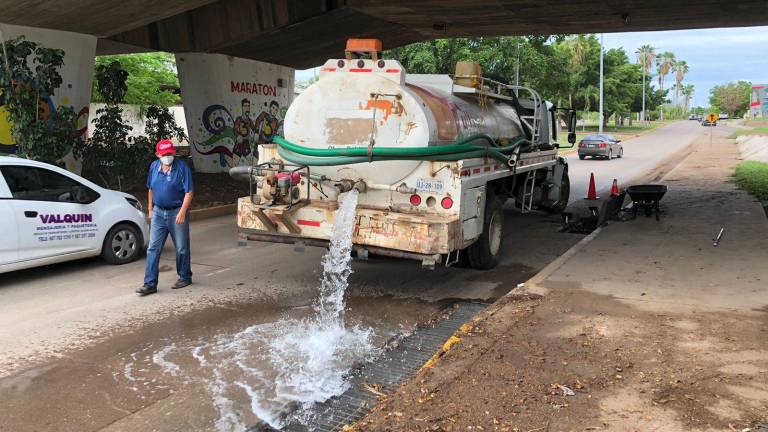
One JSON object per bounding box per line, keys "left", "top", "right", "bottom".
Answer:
{"left": 468, "top": 194, "right": 504, "bottom": 270}
{"left": 578, "top": 155, "right": 585, "bottom": 160}
{"left": 102, "top": 223, "right": 142, "bottom": 265}
{"left": 547, "top": 170, "right": 570, "bottom": 214}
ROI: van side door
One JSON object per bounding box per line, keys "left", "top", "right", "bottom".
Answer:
{"left": 0, "top": 165, "right": 101, "bottom": 262}
{"left": 0, "top": 168, "right": 19, "bottom": 266}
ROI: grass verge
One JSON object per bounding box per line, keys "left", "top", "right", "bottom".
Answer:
{"left": 734, "top": 160, "right": 768, "bottom": 201}
{"left": 730, "top": 126, "right": 768, "bottom": 139}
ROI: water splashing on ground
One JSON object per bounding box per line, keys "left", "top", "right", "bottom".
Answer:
{"left": 146, "top": 190, "right": 371, "bottom": 430}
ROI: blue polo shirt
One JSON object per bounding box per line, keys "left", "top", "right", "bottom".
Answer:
{"left": 147, "top": 159, "right": 193, "bottom": 209}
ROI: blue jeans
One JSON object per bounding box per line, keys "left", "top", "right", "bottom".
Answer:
{"left": 143, "top": 207, "right": 192, "bottom": 287}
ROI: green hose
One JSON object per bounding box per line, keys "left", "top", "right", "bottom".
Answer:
{"left": 273, "top": 134, "right": 529, "bottom": 166}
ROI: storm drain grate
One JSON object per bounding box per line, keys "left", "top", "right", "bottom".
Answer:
{"left": 277, "top": 301, "right": 487, "bottom": 432}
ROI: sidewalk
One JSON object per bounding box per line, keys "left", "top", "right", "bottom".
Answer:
{"left": 355, "top": 128, "right": 768, "bottom": 430}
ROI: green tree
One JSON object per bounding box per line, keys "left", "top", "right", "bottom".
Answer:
{"left": 92, "top": 53, "right": 180, "bottom": 107}
{"left": 76, "top": 60, "right": 186, "bottom": 190}
{"left": 0, "top": 36, "right": 80, "bottom": 164}
{"left": 635, "top": 44, "right": 656, "bottom": 121}
{"left": 709, "top": 81, "right": 752, "bottom": 116}
{"left": 673, "top": 60, "right": 689, "bottom": 105}
{"left": 655, "top": 51, "right": 675, "bottom": 91}
{"left": 680, "top": 84, "right": 695, "bottom": 112}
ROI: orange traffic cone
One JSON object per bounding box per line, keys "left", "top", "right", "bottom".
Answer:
{"left": 586, "top": 173, "right": 598, "bottom": 200}
{"left": 610, "top": 179, "right": 620, "bottom": 197}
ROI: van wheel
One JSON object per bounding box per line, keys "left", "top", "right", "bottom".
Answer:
{"left": 102, "top": 223, "right": 142, "bottom": 265}
{"left": 468, "top": 194, "right": 504, "bottom": 270}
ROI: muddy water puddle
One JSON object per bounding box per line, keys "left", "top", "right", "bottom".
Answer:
{"left": 0, "top": 296, "right": 443, "bottom": 432}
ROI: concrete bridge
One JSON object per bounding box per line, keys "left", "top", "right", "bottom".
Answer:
{"left": 3, "top": 0, "right": 767, "bottom": 68}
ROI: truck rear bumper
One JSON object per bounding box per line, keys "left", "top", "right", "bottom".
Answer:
{"left": 236, "top": 197, "right": 460, "bottom": 256}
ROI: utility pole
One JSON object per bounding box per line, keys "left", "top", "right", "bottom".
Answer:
{"left": 599, "top": 33, "right": 604, "bottom": 134}
{"left": 641, "top": 54, "right": 646, "bottom": 124}
{"left": 515, "top": 41, "right": 520, "bottom": 87}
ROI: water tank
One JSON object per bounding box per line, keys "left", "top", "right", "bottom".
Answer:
{"left": 283, "top": 59, "right": 526, "bottom": 184}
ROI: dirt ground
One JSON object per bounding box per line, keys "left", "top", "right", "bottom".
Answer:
{"left": 352, "top": 126, "right": 768, "bottom": 432}
{"left": 353, "top": 289, "right": 768, "bottom": 432}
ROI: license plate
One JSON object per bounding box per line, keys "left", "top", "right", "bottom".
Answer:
{"left": 588, "top": 144, "right": 597, "bottom": 148}
{"left": 416, "top": 178, "right": 445, "bottom": 194}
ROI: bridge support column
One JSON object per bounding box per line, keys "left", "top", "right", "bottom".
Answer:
{"left": 176, "top": 53, "right": 294, "bottom": 173}
{"left": 0, "top": 23, "right": 96, "bottom": 171}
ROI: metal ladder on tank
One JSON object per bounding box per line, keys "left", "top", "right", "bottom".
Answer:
{"left": 507, "top": 85, "right": 544, "bottom": 145}
{"left": 520, "top": 170, "right": 536, "bottom": 213}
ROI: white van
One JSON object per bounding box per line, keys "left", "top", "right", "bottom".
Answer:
{"left": 0, "top": 156, "right": 149, "bottom": 274}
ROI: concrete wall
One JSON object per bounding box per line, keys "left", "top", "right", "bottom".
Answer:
{"left": 87, "top": 103, "right": 188, "bottom": 144}
{"left": 176, "top": 53, "right": 294, "bottom": 173}
{"left": 0, "top": 23, "right": 96, "bottom": 171}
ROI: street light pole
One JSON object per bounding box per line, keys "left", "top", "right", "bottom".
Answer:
{"left": 641, "top": 60, "right": 646, "bottom": 123}
{"left": 599, "top": 33, "right": 604, "bottom": 134}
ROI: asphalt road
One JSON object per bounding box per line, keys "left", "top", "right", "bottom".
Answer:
{"left": 567, "top": 120, "right": 706, "bottom": 202}
{"left": 0, "top": 120, "right": 708, "bottom": 431}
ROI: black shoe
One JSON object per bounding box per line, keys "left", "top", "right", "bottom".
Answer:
{"left": 171, "top": 279, "right": 192, "bottom": 289}
{"left": 136, "top": 285, "right": 157, "bottom": 296}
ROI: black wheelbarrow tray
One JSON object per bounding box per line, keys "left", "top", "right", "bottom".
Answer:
{"left": 626, "top": 184, "right": 668, "bottom": 220}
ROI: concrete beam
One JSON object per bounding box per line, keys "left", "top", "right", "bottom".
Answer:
{"left": 0, "top": 0, "right": 216, "bottom": 37}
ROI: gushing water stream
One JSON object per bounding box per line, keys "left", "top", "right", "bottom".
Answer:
{"left": 141, "top": 190, "right": 370, "bottom": 430}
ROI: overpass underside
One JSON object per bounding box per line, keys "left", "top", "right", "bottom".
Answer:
{"left": 2, "top": 0, "right": 767, "bottom": 68}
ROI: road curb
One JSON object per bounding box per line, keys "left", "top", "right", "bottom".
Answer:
{"left": 189, "top": 203, "right": 237, "bottom": 221}
{"left": 515, "top": 226, "right": 604, "bottom": 297}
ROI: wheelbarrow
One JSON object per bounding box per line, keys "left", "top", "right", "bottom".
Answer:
{"left": 626, "top": 184, "right": 667, "bottom": 221}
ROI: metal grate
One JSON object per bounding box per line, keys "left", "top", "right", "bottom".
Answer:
{"left": 259, "top": 302, "right": 487, "bottom": 432}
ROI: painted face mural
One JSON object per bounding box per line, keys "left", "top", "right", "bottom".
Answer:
{"left": 193, "top": 98, "right": 284, "bottom": 169}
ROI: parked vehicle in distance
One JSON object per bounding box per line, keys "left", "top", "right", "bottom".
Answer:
{"left": 696, "top": 114, "right": 703, "bottom": 121}
{"left": 578, "top": 134, "right": 623, "bottom": 160}
{"left": 689, "top": 114, "right": 698, "bottom": 120}
{"left": 718, "top": 112, "right": 729, "bottom": 120}
{"left": 0, "top": 156, "right": 149, "bottom": 274}
{"left": 702, "top": 118, "right": 718, "bottom": 126}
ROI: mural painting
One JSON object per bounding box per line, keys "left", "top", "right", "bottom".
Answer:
{"left": 0, "top": 23, "right": 96, "bottom": 171}
{"left": 193, "top": 96, "right": 286, "bottom": 169}
{"left": 176, "top": 53, "right": 294, "bottom": 173}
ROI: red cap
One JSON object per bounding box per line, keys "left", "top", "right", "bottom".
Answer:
{"left": 156, "top": 139, "right": 174, "bottom": 156}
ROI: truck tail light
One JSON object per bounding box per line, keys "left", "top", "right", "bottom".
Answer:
{"left": 441, "top": 196, "right": 454, "bottom": 209}
{"left": 409, "top": 194, "right": 422, "bottom": 206}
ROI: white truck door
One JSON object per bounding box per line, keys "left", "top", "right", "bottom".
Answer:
{"left": 0, "top": 169, "right": 19, "bottom": 265}
{"left": 1, "top": 165, "right": 98, "bottom": 261}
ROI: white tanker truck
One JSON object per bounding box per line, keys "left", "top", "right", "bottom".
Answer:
{"left": 231, "top": 39, "right": 577, "bottom": 269}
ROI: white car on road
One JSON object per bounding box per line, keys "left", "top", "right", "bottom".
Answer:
{"left": 0, "top": 156, "right": 149, "bottom": 274}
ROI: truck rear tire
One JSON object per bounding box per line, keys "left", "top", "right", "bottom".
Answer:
{"left": 468, "top": 194, "right": 504, "bottom": 270}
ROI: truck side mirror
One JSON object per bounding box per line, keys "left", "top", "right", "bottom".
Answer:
{"left": 568, "top": 132, "right": 577, "bottom": 144}
{"left": 567, "top": 109, "right": 577, "bottom": 133}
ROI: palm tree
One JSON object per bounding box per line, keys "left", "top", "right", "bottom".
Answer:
{"left": 681, "top": 84, "right": 695, "bottom": 112}
{"left": 673, "top": 60, "right": 689, "bottom": 105}
{"left": 655, "top": 51, "right": 676, "bottom": 91}
{"left": 636, "top": 44, "right": 656, "bottom": 122}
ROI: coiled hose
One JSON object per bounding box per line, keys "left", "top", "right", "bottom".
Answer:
{"left": 273, "top": 134, "right": 530, "bottom": 167}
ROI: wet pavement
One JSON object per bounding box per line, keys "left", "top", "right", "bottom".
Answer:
{"left": 0, "top": 123, "right": 707, "bottom": 431}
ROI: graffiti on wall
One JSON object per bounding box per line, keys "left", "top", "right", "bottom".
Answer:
{"left": 0, "top": 89, "right": 89, "bottom": 155}
{"left": 191, "top": 82, "right": 286, "bottom": 169}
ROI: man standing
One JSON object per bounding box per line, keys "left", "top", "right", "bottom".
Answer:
{"left": 137, "top": 139, "right": 194, "bottom": 296}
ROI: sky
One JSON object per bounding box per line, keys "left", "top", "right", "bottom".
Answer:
{"left": 295, "top": 26, "right": 768, "bottom": 108}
